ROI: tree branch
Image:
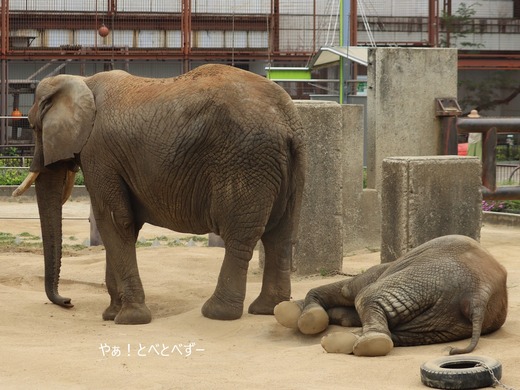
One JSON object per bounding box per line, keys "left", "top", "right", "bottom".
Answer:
{"left": 464, "top": 84, "right": 520, "bottom": 116}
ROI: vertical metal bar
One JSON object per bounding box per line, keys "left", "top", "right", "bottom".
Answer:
{"left": 444, "top": 0, "right": 451, "bottom": 47}
{"left": 0, "top": 60, "right": 6, "bottom": 146}
{"left": 313, "top": 0, "right": 316, "bottom": 54}
{"left": 0, "top": 0, "right": 8, "bottom": 145}
{"left": 181, "top": 0, "right": 191, "bottom": 74}
{"left": 441, "top": 116, "right": 459, "bottom": 155}
{"left": 428, "top": 0, "right": 439, "bottom": 47}
{"left": 481, "top": 127, "right": 497, "bottom": 192}
{"left": 272, "top": 0, "right": 280, "bottom": 54}
{"left": 350, "top": 0, "right": 357, "bottom": 46}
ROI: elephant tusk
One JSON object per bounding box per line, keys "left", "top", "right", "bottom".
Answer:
{"left": 62, "top": 170, "right": 76, "bottom": 205}
{"left": 12, "top": 171, "right": 40, "bottom": 197}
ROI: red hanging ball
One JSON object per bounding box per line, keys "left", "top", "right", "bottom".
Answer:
{"left": 11, "top": 108, "right": 22, "bottom": 121}
{"left": 98, "top": 24, "right": 110, "bottom": 38}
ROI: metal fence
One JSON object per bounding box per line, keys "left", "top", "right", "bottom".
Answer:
{"left": 2, "top": 0, "right": 346, "bottom": 61}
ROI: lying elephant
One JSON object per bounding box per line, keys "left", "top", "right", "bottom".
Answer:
{"left": 274, "top": 235, "right": 508, "bottom": 356}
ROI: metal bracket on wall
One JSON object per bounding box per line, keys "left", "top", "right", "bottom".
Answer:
{"left": 436, "top": 98, "right": 462, "bottom": 155}
{"left": 435, "top": 98, "right": 462, "bottom": 117}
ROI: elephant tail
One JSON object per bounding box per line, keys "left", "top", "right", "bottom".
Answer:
{"left": 449, "top": 287, "right": 507, "bottom": 355}
{"left": 286, "top": 126, "right": 307, "bottom": 244}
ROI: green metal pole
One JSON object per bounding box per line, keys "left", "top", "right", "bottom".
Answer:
{"left": 339, "top": 0, "right": 344, "bottom": 104}
{"left": 339, "top": 0, "right": 351, "bottom": 104}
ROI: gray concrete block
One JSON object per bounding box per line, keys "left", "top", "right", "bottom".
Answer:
{"left": 366, "top": 48, "right": 458, "bottom": 191}
{"left": 341, "top": 105, "right": 366, "bottom": 254}
{"left": 208, "top": 233, "right": 225, "bottom": 247}
{"left": 381, "top": 156, "right": 482, "bottom": 263}
{"left": 358, "top": 189, "right": 382, "bottom": 252}
{"left": 292, "top": 101, "right": 344, "bottom": 274}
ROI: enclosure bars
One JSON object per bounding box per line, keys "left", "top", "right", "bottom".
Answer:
{"left": 437, "top": 98, "right": 520, "bottom": 201}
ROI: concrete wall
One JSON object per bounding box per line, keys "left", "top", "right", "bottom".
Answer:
{"left": 366, "top": 48, "right": 458, "bottom": 190}
{"left": 380, "top": 156, "right": 482, "bottom": 263}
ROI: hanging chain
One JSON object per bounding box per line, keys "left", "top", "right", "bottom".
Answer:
{"left": 476, "top": 363, "right": 516, "bottom": 390}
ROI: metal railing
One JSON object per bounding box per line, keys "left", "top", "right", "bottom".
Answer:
{"left": 437, "top": 98, "right": 520, "bottom": 201}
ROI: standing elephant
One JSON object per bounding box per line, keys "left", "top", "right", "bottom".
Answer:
{"left": 274, "top": 235, "right": 507, "bottom": 356}
{"left": 13, "top": 64, "right": 306, "bottom": 325}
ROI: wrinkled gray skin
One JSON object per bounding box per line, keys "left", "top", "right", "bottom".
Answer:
{"left": 274, "top": 235, "right": 508, "bottom": 356}
{"left": 19, "top": 64, "right": 306, "bottom": 324}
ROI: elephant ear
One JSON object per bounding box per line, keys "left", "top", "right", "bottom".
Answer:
{"left": 37, "top": 75, "right": 96, "bottom": 166}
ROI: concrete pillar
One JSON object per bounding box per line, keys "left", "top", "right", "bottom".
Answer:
{"left": 366, "top": 48, "right": 458, "bottom": 191}
{"left": 341, "top": 104, "right": 368, "bottom": 254}
{"left": 290, "top": 101, "right": 344, "bottom": 274}
{"left": 208, "top": 233, "right": 225, "bottom": 247}
{"left": 381, "top": 156, "right": 482, "bottom": 263}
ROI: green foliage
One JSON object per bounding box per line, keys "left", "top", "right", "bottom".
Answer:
{"left": 496, "top": 145, "right": 520, "bottom": 162}
{"left": 136, "top": 235, "right": 208, "bottom": 248}
{"left": 0, "top": 232, "right": 15, "bottom": 244}
{"left": 74, "top": 169, "right": 85, "bottom": 185}
{"left": 0, "top": 231, "right": 41, "bottom": 250}
{"left": 483, "top": 200, "right": 520, "bottom": 214}
{"left": 439, "top": 2, "right": 483, "bottom": 49}
{"left": 0, "top": 147, "right": 19, "bottom": 157}
{"left": 0, "top": 231, "right": 90, "bottom": 252}
{"left": 502, "top": 200, "right": 520, "bottom": 214}
{"left": 166, "top": 235, "right": 209, "bottom": 247}
{"left": 64, "top": 244, "right": 88, "bottom": 251}
{"left": 458, "top": 72, "right": 519, "bottom": 114}
{"left": 0, "top": 168, "right": 30, "bottom": 185}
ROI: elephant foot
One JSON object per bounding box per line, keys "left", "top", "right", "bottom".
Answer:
{"left": 114, "top": 302, "right": 152, "bottom": 325}
{"left": 297, "top": 304, "right": 329, "bottom": 335}
{"left": 202, "top": 294, "right": 243, "bottom": 320}
{"left": 102, "top": 303, "right": 122, "bottom": 321}
{"left": 353, "top": 332, "right": 394, "bottom": 357}
{"left": 249, "top": 292, "right": 290, "bottom": 315}
{"left": 327, "top": 307, "right": 362, "bottom": 327}
{"left": 273, "top": 300, "right": 305, "bottom": 329}
{"left": 321, "top": 331, "right": 359, "bottom": 354}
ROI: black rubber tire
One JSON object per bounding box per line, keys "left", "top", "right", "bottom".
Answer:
{"left": 420, "top": 355, "right": 502, "bottom": 389}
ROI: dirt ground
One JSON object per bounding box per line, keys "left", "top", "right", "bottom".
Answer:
{"left": 0, "top": 198, "right": 519, "bottom": 390}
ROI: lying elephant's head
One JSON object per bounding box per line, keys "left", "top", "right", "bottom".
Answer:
{"left": 13, "top": 75, "right": 96, "bottom": 307}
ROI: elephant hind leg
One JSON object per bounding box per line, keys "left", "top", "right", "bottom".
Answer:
{"left": 248, "top": 221, "right": 292, "bottom": 315}
{"left": 202, "top": 238, "right": 255, "bottom": 320}
{"left": 352, "top": 288, "right": 395, "bottom": 356}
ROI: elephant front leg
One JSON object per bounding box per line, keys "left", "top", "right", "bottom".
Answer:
{"left": 103, "top": 244, "right": 152, "bottom": 325}
{"left": 102, "top": 262, "right": 122, "bottom": 321}
{"left": 274, "top": 280, "right": 355, "bottom": 335}
{"left": 297, "top": 280, "right": 354, "bottom": 335}
{"left": 201, "top": 241, "right": 251, "bottom": 320}
{"left": 92, "top": 198, "right": 152, "bottom": 325}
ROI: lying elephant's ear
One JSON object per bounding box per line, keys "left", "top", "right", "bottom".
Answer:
{"left": 37, "top": 75, "right": 95, "bottom": 166}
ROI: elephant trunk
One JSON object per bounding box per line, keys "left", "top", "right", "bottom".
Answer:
{"left": 35, "top": 166, "right": 74, "bottom": 308}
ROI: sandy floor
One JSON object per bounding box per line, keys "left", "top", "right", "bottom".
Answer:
{"left": 0, "top": 198, "right": 519, "bottom": 390}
